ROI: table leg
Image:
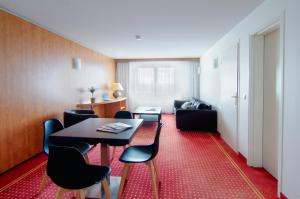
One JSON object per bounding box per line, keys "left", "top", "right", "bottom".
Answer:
{"left": 101, "top": 143, "right": 110, "bottom": 183}
{"left": 101, "top": 143, "right": 110, "bottom": 167}
{"left": 85, "top": 143, "right": 120, "bottom": 199}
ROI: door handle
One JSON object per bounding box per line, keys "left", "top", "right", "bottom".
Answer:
{"left": 231, "top": 95, "right": 238, "bottom": 106}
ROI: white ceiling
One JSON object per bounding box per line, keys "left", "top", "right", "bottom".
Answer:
{"left": 0, "top": 0, "right": 264, "bottom": 59}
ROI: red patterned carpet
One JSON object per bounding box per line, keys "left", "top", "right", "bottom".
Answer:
{"left": 0, "top": 114, "right": 278, "bottom": 199}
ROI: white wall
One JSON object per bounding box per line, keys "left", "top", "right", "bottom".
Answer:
{"left": 200, "top": 0, "right": 300, "bottom": 197}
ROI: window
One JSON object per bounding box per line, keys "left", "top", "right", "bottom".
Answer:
{"left": 157, "top": 67, "right": 175, "bottom": 95}
{"left": 135, "top": 67, "right": 175, "bottom": 96}
{"left": 128, "top": 61, "right": 198, "bottom": 113}
{"left": 136, "top": 67, "right": 155, "bottom": 94}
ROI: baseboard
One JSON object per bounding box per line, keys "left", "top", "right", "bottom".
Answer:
{"left": 215, "top": 132, "right": 247, "bottom": 164}
{"left": 238, "top": 153, "right": 247, "bottom": 163}
{"left": 215, "top": 131, "right": 221, "bottom": 136}
{"left": 280, "top": 192, "right": 288, "bottom": 199}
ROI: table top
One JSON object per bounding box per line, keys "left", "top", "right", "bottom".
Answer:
{"left": 133, "top": 107, "right": 162, "bottom": 115}
{"left": 50, "top": 118, "right": 143, "bottom": 145}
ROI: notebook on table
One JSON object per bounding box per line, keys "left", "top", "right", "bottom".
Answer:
{"left": 97, "top": 122, "right": 132, "bottom": 134}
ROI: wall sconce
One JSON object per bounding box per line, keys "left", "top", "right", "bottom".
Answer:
{"left": 213, "top": 57, "right": 219, "bottom": 69}
{"left": 72, "top": 58, "right": 82, "bottom": 70}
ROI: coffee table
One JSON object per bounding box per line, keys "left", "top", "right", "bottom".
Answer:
{"left": 132, "top": 107, "right": 162, "bottom": 124}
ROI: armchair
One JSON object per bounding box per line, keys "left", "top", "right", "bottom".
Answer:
{"left": 64, "top": 109, "right": 98, "bottom": 128}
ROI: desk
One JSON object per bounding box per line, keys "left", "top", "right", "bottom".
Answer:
{"left": 77, "top": 97, "right": 127, "bottom": 118}
{"left": 50, "top": 118, "right": 143, "bottom": 198}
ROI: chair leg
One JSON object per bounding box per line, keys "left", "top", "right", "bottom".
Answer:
{"left": 80, "top": 189, "right": 85, "bottom": 199}
{"left": 153, "top": 159, "right": 161, "bottom": 183}
{"left": 84, "top": 154, "right": 90, "bottom": 163}
{"left": 38, "top": 171, "right": 48, "bottom": 194}
{"left": 102, "top": 178, "right": 111, "bottom": 199}
{"left": 147, "top": 161, "right": 159, "bottom": 199}
{"left": 76, "top": 189, "right": 85, "bottom": 199}
{"left": 110, "top": 147, "right": 116, "bottom": 162}
{"left": 126, "top": 164, "right": 132, "bottom": 181}
{"left": 55, "top": 187, "right": 64, "bottom": 199}
{"left": 117, "top": 163, "right": 130, "bottom": 199}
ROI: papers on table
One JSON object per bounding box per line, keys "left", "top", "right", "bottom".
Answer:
{"left": 146, "top": 108, "right": 156, "bottom": 111}
{"left": 97, "top": 122, "right": 132, "bottom": 134}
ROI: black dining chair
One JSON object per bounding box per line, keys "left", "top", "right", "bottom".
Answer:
{"left": 110, "top": 111, "right": 133, "bottom": 161}
{"left": 47, "top": 145, "right": 111, "bottom": 199}
{"left": 64, "top": 109, "right": 98, "bottom": 128}
{"left": 117, "top": 123, "right": 163, "bottom": 199}
{"left": 115, "top": 110, "right": 133, "bottom": 119}
{"left": 43, "top": 119, "right": 93, "bottom": 155}
{"left": 39, "top": 119, "right": 93, "bottom": 194}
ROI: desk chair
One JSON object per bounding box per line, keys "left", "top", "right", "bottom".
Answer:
{"left": 39, "top": 119, "right": 92, "bottom": 194}
{"left": 47, "top": 145, "right": 111, "bottom": 199}
{"left": 110, "top": 111, "right": 133, "bottom": 161}
{"left": 63, "top": 109, "right": 98, "bottom": 128}
{"left": 117, "top": 123, "right": 163, "bottom": 199}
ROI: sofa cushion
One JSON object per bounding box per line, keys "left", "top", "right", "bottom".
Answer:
{"left": 193, "top": 101, "right": 201, "bottom": 109}
{"left": 181, "top": 102, "right": 193, "bottom": 109}
{"left": 195, "top": 103, "right": 202, "bottom": 109}
{"left": 176, "top": 109, "right": 217, "bottom": 131}
{"left": 198, "top": 103, "right": 212, "bottom": 110}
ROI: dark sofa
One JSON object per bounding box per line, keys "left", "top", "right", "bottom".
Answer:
{"left": 174, "top": 99, "right": 217, "bottom": 132}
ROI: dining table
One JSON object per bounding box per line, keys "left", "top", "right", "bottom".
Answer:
{"left": 49, "top": 117, "right": 143, "bottom": 199}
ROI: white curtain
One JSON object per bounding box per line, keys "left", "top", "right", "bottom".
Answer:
{"left": 127, "top": 61, "right": 200, "bottom": 113}
{"left": 116, "top": 62, "right": 130, "bottom": 106}
{"left": 190, "top": 61, "right": 200, "bottom": 98}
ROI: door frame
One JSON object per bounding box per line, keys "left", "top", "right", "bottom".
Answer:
{"left": 248, "top": 13, "right": 285, "bottom": 196}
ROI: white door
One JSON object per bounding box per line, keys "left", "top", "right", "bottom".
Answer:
{"left": 219, "top": 44, "right": 239, "bottom": 151}
{"left": 262, "top": 29, "right": 279, "bottom": 179}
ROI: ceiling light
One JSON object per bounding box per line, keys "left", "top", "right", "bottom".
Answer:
{"left": 135, "top": 35, "right": 142, "bottom": 41}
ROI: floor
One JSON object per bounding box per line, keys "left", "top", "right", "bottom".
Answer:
{"left": 0, "top": 114, "right": 278, "bottom": 199}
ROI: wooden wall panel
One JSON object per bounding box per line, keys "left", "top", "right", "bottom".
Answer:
{"left": 0, "top": 10, "right": 116, "bottom": 173}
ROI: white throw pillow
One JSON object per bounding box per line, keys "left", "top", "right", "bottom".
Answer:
{"left": 181, "top": 102, "right": 192, "bottom": 109}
